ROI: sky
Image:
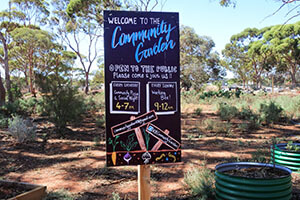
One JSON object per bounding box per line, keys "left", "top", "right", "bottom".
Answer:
{"left": 0, "top": 0, "right": 299, "bottom": 78}
{"left": 160, "top": 0, "right": 299, "bottom": 54}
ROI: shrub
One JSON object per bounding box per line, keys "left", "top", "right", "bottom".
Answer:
{"left": 218, "top": 103, "right": 238, "bottom": 121}
{"left": 194, "top": 107, "right": 202, "bottom": 116}
{"left": 238, "top": 107, "right": 261, "bottom": 130}
{"left": 8, "top": 115, "right": 36, "bottom": 143}
{"left": 36, "top": 72, "right": 86, "bottom": 132}
{"left": 18, "top": 97, "right": 39, "bottom": 115}
{"left": 259, "top": 101, "right": 283, "bottom": 125}
{"left": 203, "top": 119, "right": 232, "bottom": 135}
{"left": 0, "top": 101, "right": 21, "bottom": 116}
{"left": 42, "top": 85, "right": 85, "bottom": 131}
{"left": 184, "top": 167, "right": 215, "bottom": 199}
{"left": 203, "top": 119, "right": 215, "bottom": 131}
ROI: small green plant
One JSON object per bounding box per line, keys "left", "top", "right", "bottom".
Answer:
{"left": 218, "top": 103, "right": 238, "bottom": 121}
{"left": 203, "top": 119, "right": 214, "bottom": 131}
{"left": 238, "top": 107, "right": 262, "bottom": 130}
{"left": 111, "top": 192, "right": 121, "bottom": 200}
{"left": 250, "top": 149, "right": 268, "bottom": 163}
{"left": 259, "top": 101, "right": 283, "bottom": 125}
{"left": 203, "top": 119, "right": 231, "bottom": 135}
{"left": 194, "top": 107, "right": 202, "bottom": 116}
{"left": 238, "top": 123, "right": 249, "bottom": 132}
{"left": 8, "top": 115, "right": 36, "bottom": 143}
{"left": 286, "top": 141, "right": 300, "bottom": 152}
{"left": 237, "top": 139, "right": 244, "bottom": 147}
{"left": 43, "top": 189, "right": 76, "bottom": 200}
{"left": 184, "top": 167, "right": 215, "bottom": 199}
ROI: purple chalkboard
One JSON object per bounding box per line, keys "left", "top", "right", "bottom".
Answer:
{"left": 104, "top": 10, "right": 180, "bottom": 166}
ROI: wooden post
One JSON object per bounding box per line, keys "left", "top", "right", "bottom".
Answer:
{"left": 138, "top": 165, "right": 151, "bottom": 200}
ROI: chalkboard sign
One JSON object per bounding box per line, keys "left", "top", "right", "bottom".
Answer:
{"left": 104, "top": 10, "right": 180, "bottom": 166}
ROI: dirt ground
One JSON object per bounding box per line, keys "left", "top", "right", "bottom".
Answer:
{"left": 1, "top": 109, "right": 300, "bottom": 199}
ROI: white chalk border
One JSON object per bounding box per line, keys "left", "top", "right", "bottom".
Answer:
{"left": 110, "top": 81, "right": 140, "bottom": 115}
{"left": 146, "top": 81, "right": 178, "bottom": 115}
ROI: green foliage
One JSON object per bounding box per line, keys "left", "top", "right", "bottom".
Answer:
{"left": 85, "top": 92, "right": 105, "bottom": 112}
{"left": 181, "top": 90, "right": 200, "bottom": 105}
{"left": 203, "top": 119, "right": 215, "bottom": 131}
{"left": 194, "top": 107, "right": 202, "bottom": 116}
{"left": 250, "top": 149, "right": 268, "bottom": 163}
{"left": 219, "top": 0, "right": 236, "bottom": 7}
{"left": 203, "top": 119, "right": 232, "bottom": 135}
{"left": 0, "top": 113, "right": 8, "bottom": 128}
{"left": 18, "top": 97, "right": 45, "bottom": 115}
{"left": 273, "top": 95, "right": 300, "bottom": 120}
{"left": 180, "top": 25, "right": 222, "bottom": 91}
{"left": 8, "top": 115, "right": 36, "bottom": 143}
{"left": 286, "top": 141, "right": 300, "bottom": 152}
{"left": 238, "top": 107, "right": 261, "bottom": 130}
{"left": 184, "top": 167, "right": 215, "bottom": 199}
{"left": 259, "top": 101, "right": 283, "bottom": 124}
{"left": 111, "top": 192, "right": 121, "bottom": 200}
{"left": 0, "top": 101, "right": 21, "bottom": 116}
{"left": 9, "top": 81, "right": 23, "bottom": 101}
{"left": 35, "top": 72, "right": 86, "bottom": 132}
{"left": 43, "top": 189, "right": 76, "bottom": 200}
{"left": 199, "top": 89, "right": 241, "bottom": 100}
{"left": 43, "top": 85, "right": 85, "bottom": 131}
{"left": 218, "top": 103, "right": 238, "bottom": 121}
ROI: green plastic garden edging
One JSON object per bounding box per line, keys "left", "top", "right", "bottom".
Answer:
{"left": 272, "top": 143, "right": 300, "bottom": 173}
{"left": 215, "top": 162, "right": 292, "bottom": 200}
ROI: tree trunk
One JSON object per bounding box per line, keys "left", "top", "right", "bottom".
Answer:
{"left": 84, "top": 72, "right": 89, "bottom": 94}
{"left": 290, "top": 71, "right": 297, "bottom": 88}
{"left": 0, "top": 33, "right": 12, "bottom": 102}
{"left": 0, "top": 73, "right": 5, "bottom": 106}
{"left": 4, "top": 58, "right": 12, "bottom": 102}
{"left": 28, "top": 49, "right": 36, "bottom": 96}
{"left": 290, "top": 64, "right": 297, "bottom": 88}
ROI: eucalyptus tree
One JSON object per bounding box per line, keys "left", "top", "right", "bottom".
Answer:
{"left": 0, "top": 0, "right": 49, "bottom": 102}
{"left": 50, "top": 0, "right": 121, "bottom": 94}
{"left": 124, "top": 0, "right": 167, "bottom": 11}
{"left": 180, "top": 25, "right": 221, "bottom": 91}
{"left": 10, "top": 26, "right": 56, "bottom": 95}
{"left": 263, "top": 22, "right": 300, "bottom": 87}
{"left": 0, "top": 8, "right": 23, "bottom": 102}
{"left": 10, "top": 0, "right": 49, "bottom": 26}
{"left": 222, "top": 42, "right": 251, "bottom": 88}
{"left": 223, "top": 27, "right": 273, "bottom": 88}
